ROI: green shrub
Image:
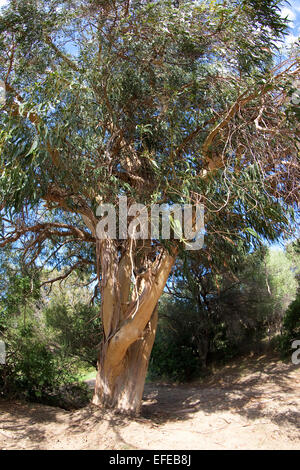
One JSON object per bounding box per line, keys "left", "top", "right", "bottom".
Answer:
{"left": 44, "top": 300, "right": 101, "bottom": 368}
{"left": 278, "top": 294, "right": 300, "bottom": 357}
{"left": 149, "top": 322, "right": 202, "bottom": 382}
{"left": 0, "top": 323, "right": 90, "bottom": 409}
{"left": 148, "top": 298, "right": 206, "bottom": 382}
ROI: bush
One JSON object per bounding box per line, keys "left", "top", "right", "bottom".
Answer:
{"left": 278, "top": 294, "right": 300, "bottom": 357}
{"left": 148, "top": 298, "right": 206, "bottom": 382}
{"left": 0, "top": 322, "right": 90, "bottom": 409}
{"left": 148, "top": 292, "right": 270, "bottom": 382}
{"left": 149, "top": 321, "right": 202, "bottom": 382}
{"left": 0, "top": 255, "right": 96, "bottom": 408}
{"left": 44, "top": 299, "right": 101, "bottom": 369}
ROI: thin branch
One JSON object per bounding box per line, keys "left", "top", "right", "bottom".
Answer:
{"left": 44, "top": 34, "right": 81, "bottom": 72}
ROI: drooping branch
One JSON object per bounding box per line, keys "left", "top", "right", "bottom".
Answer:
{"left": 44, "top": 34, "right": 81, "bottom": 72}
{"left": 4, "top": 82, "right": 62, "bottom": 169}
{"left": 0, "top": 221, "right": 94, "bottom": 248}
{"left": 39, "top": 258, "right": 93, "bottom": 288}
{"left": 174, "top": 61, "right": 300, "bottom": 173}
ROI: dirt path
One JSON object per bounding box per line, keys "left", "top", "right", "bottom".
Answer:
{"left": 0, "top": 355, "right": 299, "bottom": 450}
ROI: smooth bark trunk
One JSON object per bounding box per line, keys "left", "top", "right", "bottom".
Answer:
{"left": 92, "top": 306, "right": 158, "bottom": 415}
{"left": 92, "top": 240, "right": 176, "bottom": 415}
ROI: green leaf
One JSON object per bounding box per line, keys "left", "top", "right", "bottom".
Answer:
{"left": 25, "top": 137, "right": 38, "bottom": 157}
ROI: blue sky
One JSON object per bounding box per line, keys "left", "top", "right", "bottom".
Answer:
{"left": 0, "top": 0, "right": 298, "bottom": 251}
{"left": 280, "top": 0, "right": 300, "bottom": 46}
{"left": 0, "top": 0, "right": 299, "bottom": 46}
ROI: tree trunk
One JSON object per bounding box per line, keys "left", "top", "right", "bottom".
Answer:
{"left": 92, "top": 306, "right": 158, "bottom": 414}
{"left": 92, "top": 239, "right": 176, "bottom": 415}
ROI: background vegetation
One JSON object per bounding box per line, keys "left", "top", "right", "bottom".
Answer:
{"left": 1, "top": 240, "right": 299, "bottom": 407}
{"left": 0, "top": 0, "right": 299, "bottom": 411}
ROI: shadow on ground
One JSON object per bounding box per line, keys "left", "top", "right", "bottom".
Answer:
{"left": 0, "top": 354, "right": 299, "bottom": 449}
{"left": 141, "top": 354, "right": 300, "bottom": 429}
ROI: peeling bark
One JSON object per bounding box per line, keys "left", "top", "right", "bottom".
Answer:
{"left": 92, "top": 241, "right": 176, "bottom": 414}
{"left": 93, "top": 306, "right": 158, "bottom": 414}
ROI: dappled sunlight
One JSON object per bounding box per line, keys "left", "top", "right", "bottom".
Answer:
{"left": 1, "top": 355, "right": 299, "bottom": 450}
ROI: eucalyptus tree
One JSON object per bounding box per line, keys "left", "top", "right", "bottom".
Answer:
{"left": 0, "top": 0, "right": 299, "bottom": 414}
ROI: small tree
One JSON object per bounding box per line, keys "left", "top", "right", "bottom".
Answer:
{"left": 0, "top": 0, "right": 299, "bottom": 414}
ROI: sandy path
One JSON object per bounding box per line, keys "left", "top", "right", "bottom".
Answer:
{"left": 0, "top": 355, "right": 299, "bottom": 450}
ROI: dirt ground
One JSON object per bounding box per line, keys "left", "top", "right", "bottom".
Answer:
{"left": 0, "top": 354, "right": 299, "bottom": 450}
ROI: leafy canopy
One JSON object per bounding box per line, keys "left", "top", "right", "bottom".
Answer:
{"left": 0, "top": 0, "right": 299, "bottom": 270}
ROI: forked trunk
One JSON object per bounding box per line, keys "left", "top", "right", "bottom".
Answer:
{"left": 92, "top": 239, "right": 176, "bottom": 415}
{"left": 93, "top": 306, "right": 158, "bottom": 415}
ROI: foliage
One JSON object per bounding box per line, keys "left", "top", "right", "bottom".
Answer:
{"left": 44, "top": 298, "right": 101, "bottom": 368}
{"left": 0, "top": 1, "right": 299, "bottom": 407}
{"left": 209, "top": 247, "right": 298, "bottom": 344}
{"left": 279, "top": 294, "right": 300, "bottom": 356}
{"left": 149, "top": 245, "right": 299, "bottom": 380}
{"left": 0, "top": 0, "right": 298, "bottom": 276}
{"left": 39, "top": 270, "right": 101, "bottom": 368}
{"left": 0, "top": 319, "right": 90, "bottom": 409}
{"left": 149, "top": 296, "right": 203, "bottom": 381}
{"left": 0, "top": 245, "right": 41, "bottom": 330}
{"left": 277, "top": 240, "right": 300, "bottom": 356}
{"left": 0, "top": 250, "right": 98, "bottom": 407}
